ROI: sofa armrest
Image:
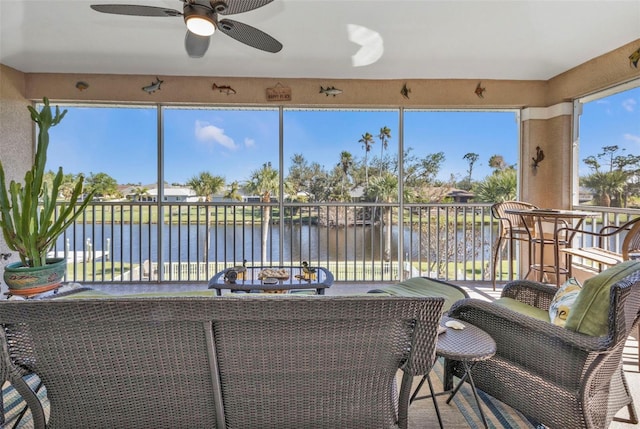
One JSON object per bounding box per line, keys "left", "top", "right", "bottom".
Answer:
{"left": 501, "top": 280, "right": 558, "bottom": 311}
{"left": 448, "top": 298, "right": 608, "bottom": 387}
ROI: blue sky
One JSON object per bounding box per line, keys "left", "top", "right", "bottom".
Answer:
{"left": 45, "top": 85, "right": 639, "bottom": 187}
{"left": 579, "top": 87, "right": 640, "bottom": 173}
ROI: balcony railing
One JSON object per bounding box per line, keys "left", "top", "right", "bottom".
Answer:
{"left": 50, "top": 201, "right": 639, "bottom": 286}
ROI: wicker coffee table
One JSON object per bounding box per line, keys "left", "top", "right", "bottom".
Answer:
{"left": 410, "top": 316, "right": 496, "bottom": 429}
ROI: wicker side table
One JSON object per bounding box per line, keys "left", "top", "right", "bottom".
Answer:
{"left": 410, "top": 316, "right": 496, "bottom": 429}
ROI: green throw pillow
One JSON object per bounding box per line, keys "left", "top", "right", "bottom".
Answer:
{"left": 564, "top": 260, "right": 640, "bottom": 336}
{"left": 548, "top": 278, "right": 582, "bottom": 327}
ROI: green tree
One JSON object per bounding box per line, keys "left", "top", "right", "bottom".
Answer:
{"left": 85, "top": 172, "right": 119, "bottom": 199}
{"left": 581, "top": 145, "right": 640, "bottom": 207}
{"left": 286, "top": 153, "right": 314, "bottom": 200}
{"left": 462, "top": 152, "right": 479, "bottom": 190}
{"left": 581, "top": 171, "right": 627, "bottom": 207}
{"left": 130, "top": 186, "right": 149, "bottom": 202}
{"left": 401, "top": 149, "right": 450, "bottom": 203}
{"left": 336, "top": 151, "right": 354, "bottom": 200}
{"left": 473, "top": 168, "right": 517, "bottom": 202}
{"left": 307, "top": 162, "right": 331, "bottom": 202}
{"left": 186, "top": 172, "right": 225, "bottom": 202}
{"left": 488, "top": 154, "right": 508, "bottom": 171}
{"left": 600, "top": 145, "right": 623, "bottom": 172}
{"left": 366, "top": 172, "right": 398, "bottom": 261}
{"left": 43, "top": 170, "right": 77, "bottom": 200}
{"left": 358, "top": 132, "right": 375, "bottom": 185}
{"left": 224, "top": 181, "right": 243, "bottom": 202}
{"left": 245, "top": 162, "right": 279, "bottom": 262}
{"left": 377, "top": 126, "right": 391, "bottom": 174}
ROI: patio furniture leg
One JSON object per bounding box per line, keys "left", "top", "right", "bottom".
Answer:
{"left": 409, "top": 373, "right": 444, "bottom": 429}
{"left": 446, "top": 361, "right": 489, "bottom": 429}
{"left": 426, "top": 373, "right": 444, "bottom": 429}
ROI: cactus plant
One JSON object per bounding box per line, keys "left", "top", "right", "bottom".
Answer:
{"left": 0, "top": 98, "right": 95, "bottom": 268}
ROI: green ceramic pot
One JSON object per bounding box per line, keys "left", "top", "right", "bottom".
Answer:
{"left": 3, "top": 257, "right": 66, "bottom": 293}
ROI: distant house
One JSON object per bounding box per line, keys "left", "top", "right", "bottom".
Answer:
{"left": 149, "top": 187, "right": 197, "bottom": 203}
{"left": 578, "top": 187, "right": 594, "bottom": 204}
{"left": 121, "top": 185, "right": 197, "bottom": 202}
{"left": 447, "top": 188, "right": 475, "bottom": 203}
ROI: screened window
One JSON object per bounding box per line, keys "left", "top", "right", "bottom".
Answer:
{"left": 576, "top": 81, "right": 640, "bottom": 208}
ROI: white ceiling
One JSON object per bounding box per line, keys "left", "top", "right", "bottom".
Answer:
{"left": 1, "top": 0, "right": 640, "bottom": 81}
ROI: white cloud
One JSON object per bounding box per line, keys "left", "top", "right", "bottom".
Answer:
{"left": 595, "top": 99, "right": 612, "bottom": 115}
{"left": 244, "top": 137, "right": 256, "bottom": 148}
{"left": 622, "top": 98, "right": 637, "bottom": 112}
{"left": 624, "top": 133, "right": 640, "bottom": 145}
{"left": 194, "top": 120, "right": 237, "bottom": 150}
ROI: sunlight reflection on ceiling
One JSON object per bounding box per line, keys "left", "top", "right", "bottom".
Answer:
{"left": 347, "top": 24, "right": 384, "bottom": 67}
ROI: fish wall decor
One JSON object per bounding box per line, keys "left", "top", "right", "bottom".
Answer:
{"left": 142, "top": 77, "right": 163, "bottom": 94}
{"left": 320, "top": 86, "right": 343, "bottom": 97}
{"left": 475, "top": 82, "right": 486, "bottom": 98}
{"left": 400, "top": 83, "right": 411, "bottom": 99}
{"left": 212, "top": 83, "right": 237, "bottom": 95}
{"left": 630, "top": 47, "right": 640, "bottom": 68}
{"left": 75, "top": 81, "right": 89, "bottom": 91}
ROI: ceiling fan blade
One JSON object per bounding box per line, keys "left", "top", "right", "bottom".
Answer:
{"left": 90, "top": 4, "right": 182, "bottom": 17}
{"left": 185, "top": 30, "right": 211, "bottom": 58}
{"left": 217, "top": 19, "right": 282, "bottom": 53}
{"left": 217, "top": 0, "right": 274, "bottom": 16}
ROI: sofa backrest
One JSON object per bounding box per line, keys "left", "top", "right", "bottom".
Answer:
{"left": 0, "top": 295, "right": 443, "bottom": 429}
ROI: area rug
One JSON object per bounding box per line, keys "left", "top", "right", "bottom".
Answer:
{"left": 2, "top": 374, "right": 48, "bottom": 429}
{"left": 410, "top": 358, "right": 543, "bottom": 428}
{"left": 3, "top": 363, "right": 542, "bottom": 428}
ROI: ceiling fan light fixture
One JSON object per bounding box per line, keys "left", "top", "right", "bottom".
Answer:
{"left": 184, "top": 5, "right": 216, "bottom": 36}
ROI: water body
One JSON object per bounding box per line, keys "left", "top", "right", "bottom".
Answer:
{"left": 54, "top": 223, "right": 495, "bottom": 264}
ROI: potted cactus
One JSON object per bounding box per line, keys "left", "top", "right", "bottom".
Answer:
{"left": 0, "top": 98, "right": 95, "bottom": 295}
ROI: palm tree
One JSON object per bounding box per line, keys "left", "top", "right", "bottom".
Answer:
{"left": 472, "top": 168, "right": 517, "bottom": 202}
{"left": 223, "top": 181, "right": 243, "bottom": 214}
{"left": 581, "top": 170, "right": 628, "bottom": 207}
{"left": 488, "top": 154, "right": 508, "bottom": 171}
{"left": 378, "top": 126, "right": 391, "bottom": 174}
{"left": 186, "top": 172, "right": 225, "bottom": 202}
{"left": 131, "top": 186, "right": 149, "bottom": 202}
{"left": 337, "top": 151, "right": 354, "bottom": 199}
{"left": 223, "top": 181, "right": 242, "bottom": 202}
{"left": 366, "top": 172, "right": 398, "bottom": 261}
{"left": 358, "top": 132, "right": 375, "bottom": 185}
{"left": 245, "top": 162, "right": 279, "bottom": 263}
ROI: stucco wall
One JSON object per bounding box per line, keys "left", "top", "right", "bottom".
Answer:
{"left": 0, "top": 64, "right": 32, "bottom": 285}
{"left": 23, "top": 74, "right": 548, "bottom": 108}
{"left": 547, "top": 39, "right": 640, "bottom": 103}
{"left": 520, "top": 105, "right": 574, "bottom": 209}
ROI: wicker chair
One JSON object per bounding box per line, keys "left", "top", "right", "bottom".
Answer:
{"left": 0, "top": 296, "right": 444, "bottom": 429}
{"left": 445, "top": 264, "right": 640, "bottom": 429}
{"left": 491, "top": 201, "right": 538, "bottom": 290}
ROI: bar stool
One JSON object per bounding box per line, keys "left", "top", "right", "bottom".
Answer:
{"left": 491, "top": 201, "right": 537, "bottom": 290}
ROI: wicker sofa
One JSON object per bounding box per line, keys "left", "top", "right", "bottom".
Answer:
{"left": 0, "top": 295, "right": 443, "bottom": 429}
{"left": 445, "top": 261, "right": 640, "bottom": 429}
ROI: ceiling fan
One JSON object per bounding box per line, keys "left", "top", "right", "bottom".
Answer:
{"left": 90, "top": 0, "right": 282, "bottom": 58}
